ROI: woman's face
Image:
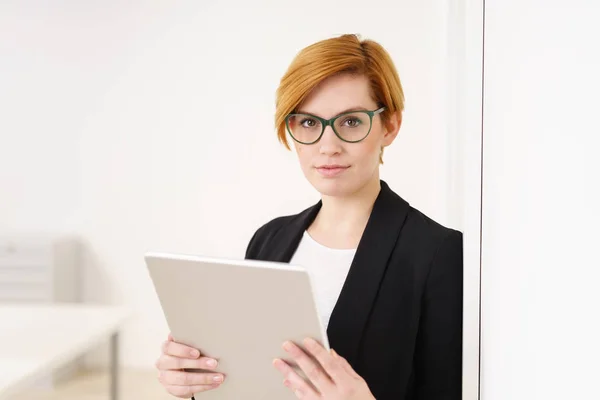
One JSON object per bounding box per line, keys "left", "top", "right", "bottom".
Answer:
{"left": 291, "top": 73, "right": 400, "bottom": 198}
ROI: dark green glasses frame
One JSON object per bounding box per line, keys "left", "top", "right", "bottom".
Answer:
{"left": 285, "top": 106, "right": 386, "bottom": 144}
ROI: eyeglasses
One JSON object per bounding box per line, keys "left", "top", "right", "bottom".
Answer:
{"left": 285, "top": 107, "right": 386, "bottom": 145}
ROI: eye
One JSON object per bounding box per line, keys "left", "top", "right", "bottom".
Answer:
{"left": 300, "top": 117, "right": 318, "bottom": 128}
{"left": 342, "top": 117, "right": 362, "bottom": 127}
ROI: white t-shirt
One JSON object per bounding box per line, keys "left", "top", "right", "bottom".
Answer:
{"left": 289, "top": 231, "right": 357, "bottom": 330}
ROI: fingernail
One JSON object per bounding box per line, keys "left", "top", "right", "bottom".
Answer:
{"left": 273, "top": 358, "right": 285, "bottom": 370}
{"left": 207, "top": 359, "right": 217, "bottom": 367}
{"left": 190, "top": 349, "right": 200, "bottom": 358}
{"left": 304, "top": 337, "right": 317, "bottom": 347}
{"left": 213, "top": 375, "right": 223, "bottom": 382}
{"left": 283, "top": 341, "right": 292, "bottom": 351}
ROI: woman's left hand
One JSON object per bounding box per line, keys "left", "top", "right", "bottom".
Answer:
{"left": 273, "top": 337, "right": 376, "bottom": 399}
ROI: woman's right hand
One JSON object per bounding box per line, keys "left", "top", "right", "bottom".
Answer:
{"left": 156, "top": 333, "right": 225, "bottom": 398}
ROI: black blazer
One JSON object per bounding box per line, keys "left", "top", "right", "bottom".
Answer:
{"left": 244, "top": 180, "right": 463, "bottom": 400}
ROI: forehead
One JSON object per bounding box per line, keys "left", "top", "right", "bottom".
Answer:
{"left": 297, "top": 73, "right": 377, "bottom": 117}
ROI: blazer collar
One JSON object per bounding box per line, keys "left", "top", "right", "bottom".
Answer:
{"left": 265, "top": 180, "right": 410, "bottom": 365}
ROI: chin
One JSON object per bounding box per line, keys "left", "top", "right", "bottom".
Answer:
{"left": 307, "top": 174, "right": 361, "bottom": 198}
{"left": 303, "top": 164, "right": 380, "bottom": 198}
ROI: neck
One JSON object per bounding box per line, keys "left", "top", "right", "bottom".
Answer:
{"left": 311, "top": 177, "right": 381, "bottom": 240}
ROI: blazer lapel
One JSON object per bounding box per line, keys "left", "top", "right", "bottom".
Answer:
{"left": 326, "top": 180, "right": 410, "bottom": 367}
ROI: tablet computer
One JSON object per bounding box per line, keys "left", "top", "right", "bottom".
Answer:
{"left": 145, "top": 251, "right": 329, "bottom": 400}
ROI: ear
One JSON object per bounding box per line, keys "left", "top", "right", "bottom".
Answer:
{"left": 382, "top": 111, "right": 402, "bottom": 147}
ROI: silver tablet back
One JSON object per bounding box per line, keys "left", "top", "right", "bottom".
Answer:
{"left": 145, "top": 252, "right": 329, "bottom": 400}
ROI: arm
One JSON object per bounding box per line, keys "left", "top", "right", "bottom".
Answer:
{"left": 415, "top": 230, "right": 464, "bottom": 399}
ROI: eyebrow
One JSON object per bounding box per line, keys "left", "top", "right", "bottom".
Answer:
{"left": 296, "top": 106, "right": 371, "bottom": 117}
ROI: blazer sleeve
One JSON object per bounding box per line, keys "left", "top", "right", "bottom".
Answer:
{"left": 414, "top": 230, "right": 464, "bottom": 399}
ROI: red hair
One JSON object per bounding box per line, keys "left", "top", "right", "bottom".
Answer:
{"left": 275, "top": 34, "right": 405, "bottom": 163}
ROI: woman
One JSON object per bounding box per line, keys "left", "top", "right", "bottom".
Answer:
{"left": 155, "top": 33, "right": 463, "bottom": 400}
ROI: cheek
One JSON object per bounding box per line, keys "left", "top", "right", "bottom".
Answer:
{"left": 294, "top": 144, "right": 312, "bottom": 168}
{"left": 352, "top": 136, "right": 382, "bottom": 164}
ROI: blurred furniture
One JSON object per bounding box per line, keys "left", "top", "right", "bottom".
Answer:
{"left": 0, "top": 234, "right": 83, "bottom": 385}
{"left": 0, "top": 235, "right": 80, "bottom": 303}
{"left": 0, "top": 303, "right": 130, "bottom": 400}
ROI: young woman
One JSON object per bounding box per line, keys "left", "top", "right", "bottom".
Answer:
{"left": 155, "top": 34, "right": 463, "bottom": 400}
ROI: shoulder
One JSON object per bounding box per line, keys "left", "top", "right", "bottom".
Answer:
{"left": 405, "top": 205, "right": 462, "bottom": 243}
{"left": 379, "top": 180, "right": 461, "bottom": 245}
{"left": 384, "top": 184, "right": 462, "bottom": 263}
{"left": 248, "top": 214, "right": 293, "bottom": 246}
{"left": 243, "top": 204, "right": 316, "bottom": 259}
{"left": 401, "top": 207, "right": 463, "bottom": 281}
{"left": 382, "top": 180, "right": 462, "bottom": 250}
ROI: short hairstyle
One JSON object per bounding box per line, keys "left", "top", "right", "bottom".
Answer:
{"left": 275, "top": 33, "right": 405, "bottom": 163}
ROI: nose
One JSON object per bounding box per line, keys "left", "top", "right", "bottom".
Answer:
{"left": 318, "top": 125, "right": 343, "bottom": 156}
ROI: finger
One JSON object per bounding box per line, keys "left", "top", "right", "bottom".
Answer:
{"left": 164, "top": 383, "right": 220, "bottom": 398}
{"left": 332, "top": 349, "right": 362, "bottom": 380}
{"left": 282, "top": 340, "right": 334, "bottom": 394}
{"left": 159, "top": 370, "right": 225, "bottom": 386}
{"left": 162, "top": 339, "right": 202, "bottom": 359}
{"left": 303, "top": 338, "right": 346, "bottom": 383}
{"left": 155, "top": 354, "right": 219, "bottom": 371}
{"left": 273, "top": 358, "right": 319, "bottom": 399}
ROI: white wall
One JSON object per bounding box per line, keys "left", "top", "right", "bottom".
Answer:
{"left": 481, "top": 1, "right": 599, "bottom": 399}
{"left": 1, "top": 0, "right": 468, "bottom": 371}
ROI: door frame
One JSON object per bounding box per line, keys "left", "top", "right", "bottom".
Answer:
{"left": 446, "top": 0, "right": 485, "bottom": 399}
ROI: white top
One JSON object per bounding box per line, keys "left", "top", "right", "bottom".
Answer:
{"left": 290, "top": 231, "right": 357, "bottom": 330}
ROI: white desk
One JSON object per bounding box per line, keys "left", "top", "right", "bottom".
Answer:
{"left": 0, "top": 303, "right": 130, "bottom": 400}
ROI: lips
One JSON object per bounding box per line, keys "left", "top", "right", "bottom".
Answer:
{"left": 317, "top": 164, "right": 348, "bottom": 169}
{"left": 315, "top": 164, "right": 349, "bottom": 177}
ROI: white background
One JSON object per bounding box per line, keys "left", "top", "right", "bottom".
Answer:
{"left": 1, "top": 0, "right": 479, "bottom": 383}
{"left": 481, "top": 0, "right": 599, "bottom": 399}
